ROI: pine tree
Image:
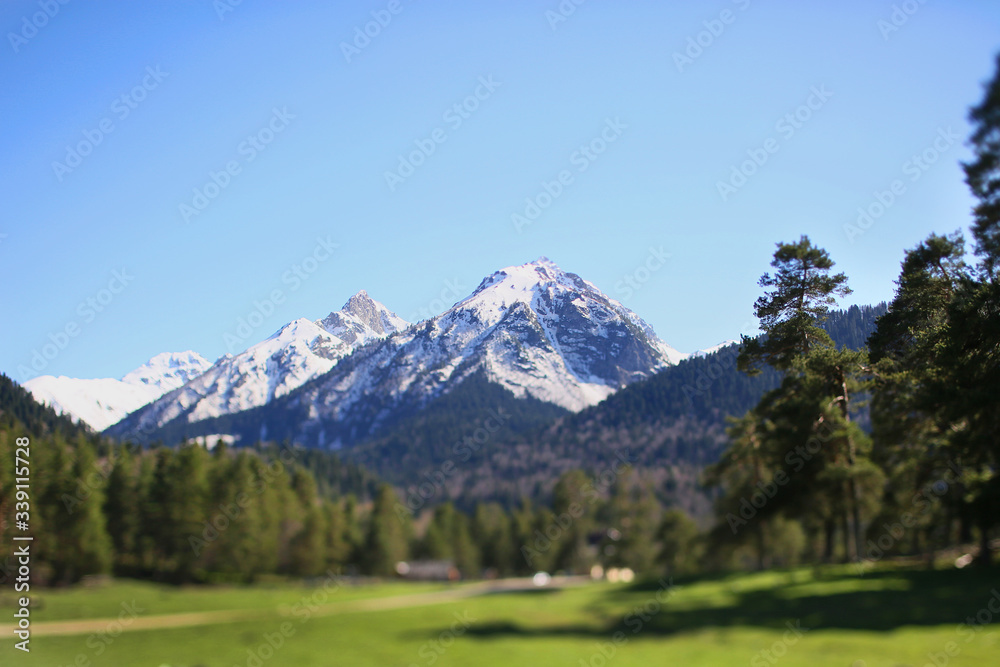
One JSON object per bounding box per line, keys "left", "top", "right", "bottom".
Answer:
{"left": 963, "top": 52, "right": 1000, "bottom": 277}
{"left": 725, "top": 236, "right": 872, "bottom": 562}
{"left": 363, "top": 485, "right": 411, "bottom": 576}
{"left": 471, "top": 502, "right": 516, "bottom": 576}
{"left": 738, "top": 235, "right": 850, "bottom": 374}
{"left": 288, "top": 467, "right": 326, "bottom": 576}
{"left": 550, "top": 470, "right": 595, "bottom": 573}
{"left": 103, "top": 445, "right": 139, "bottom": 572}
{"left": 656, "top": 509, "right": 701, "bottom": 576}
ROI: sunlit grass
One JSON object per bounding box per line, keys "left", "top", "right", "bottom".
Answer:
{"left": 2, "top": 564, "right": 997, "bottom": 666}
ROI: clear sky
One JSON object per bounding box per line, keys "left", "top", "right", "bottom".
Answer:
{"left": 2, "top": 0, "right": 999, "bottom": 381}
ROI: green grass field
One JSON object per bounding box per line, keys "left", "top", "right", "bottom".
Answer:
{"left": 2, "top": 565, "right": 998, "bottom": 666}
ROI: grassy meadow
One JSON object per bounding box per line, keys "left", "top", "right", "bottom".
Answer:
{"left": 2, "top": 564, "right": 998, "bottom": 666}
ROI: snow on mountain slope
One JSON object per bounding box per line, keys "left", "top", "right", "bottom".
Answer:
{"left": 318, "top": 290, "right": 409, "bottom": 344}
{"left": 24, "top": 351, "right": 211, "bottom": 431}
{"left": 108, "top": 291, "right": 408, "bottom": 435}
{"left": 239, "top": 257, "right": 688, "bottom": 446}
{"left": 691, "top": 340, "right": 740, "bottom": 357}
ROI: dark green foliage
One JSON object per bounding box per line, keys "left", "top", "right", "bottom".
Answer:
{"left": 963, "top": 52, "right": 1000, "bottom": 277}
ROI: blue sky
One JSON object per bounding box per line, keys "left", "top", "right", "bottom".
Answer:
{"left": 2, "top": 0, "right": 999, "bottom": 381}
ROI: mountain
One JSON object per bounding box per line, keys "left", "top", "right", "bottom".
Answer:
{"left": 23, "top": 351, "right": 211, "bottom": 431}
{"left": 350, "top": 303, "right": 888, "bottom": 517}
{"left": 106, "top": 291, "right": 408, "bottom": 439}
{"left": 111, "top": 257, "right": 685, "bottom": 447}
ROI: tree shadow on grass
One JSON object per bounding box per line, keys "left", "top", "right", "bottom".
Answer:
{"left": 457, "top": 566, "right": 1000, "bottom": 640}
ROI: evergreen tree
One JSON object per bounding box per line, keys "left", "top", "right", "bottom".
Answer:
{"left": 963, "top": 52, "right": 1000, "bottom": 277}
{"left": 656, "top": 509, "right": 701, "bottom": 576}
{"left": 363, "top": 485, "right": 411, "bottom": 576}
{"left": 738, "top": 235, "right": 850, "bottom": 374}
{"left": 471, "top": 502, "right": 516, "bottom": 576}
{"left": 288, "top": 467, "right": 327, "bottom": 576}
{"left": 722, "top": 237, "right": 873, "bottom": 562}
{"left": 550, "top": 470, "right": 595, "bottom": 573}
{"left": 103, "top": 445, "right": 139, "bottom": 572}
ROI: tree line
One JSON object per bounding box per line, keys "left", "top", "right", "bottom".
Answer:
{"left": 705, "top": 53, "right": 1000, "bottom": 569}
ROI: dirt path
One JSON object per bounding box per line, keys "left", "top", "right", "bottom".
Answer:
{"left": 2, "top": 576, "right": 589, "bottom": 638}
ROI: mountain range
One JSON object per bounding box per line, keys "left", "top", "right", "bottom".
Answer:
{"left": 25, "top": 258, "right": 697, "bottom": 440}
{"left": 19, "top": 256, "right": 886, "bottom": 513}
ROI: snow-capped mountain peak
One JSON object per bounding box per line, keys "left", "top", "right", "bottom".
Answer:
{"left": 121, "top": 350, "right": 212, "bottom": 388}
{"left": 318, "top": 290, "right": 409, "bottom": 345}
{"left": 24, "top": 351, "right": 212, "bottom": 431}
{"left": 107, "top": 292, "right": 409, "bottom": 437}
{"left": 109, "top": 260, "right": 687, "bottom": 448}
